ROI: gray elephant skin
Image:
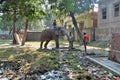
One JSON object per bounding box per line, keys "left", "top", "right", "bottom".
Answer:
{"left": 40, "top": 27, "right": 68, "bottom": 49}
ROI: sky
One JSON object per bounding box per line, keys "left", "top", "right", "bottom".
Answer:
{"left": 94, "top": 4, "right": 98, "bottom": 12}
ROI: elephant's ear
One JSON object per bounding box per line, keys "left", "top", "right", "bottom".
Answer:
{"left": 57, "top": 27, "right": 61, "bottom": 30}
{"left": 55, "top": 30, "right": 59, "bottom": 35}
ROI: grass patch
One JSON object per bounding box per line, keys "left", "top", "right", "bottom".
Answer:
{"left": 0, "top": 39, "right": 12, "bottom": 45}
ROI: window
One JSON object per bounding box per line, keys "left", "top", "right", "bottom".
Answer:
{"left": 102, "top": 8, "right": 107, "bottom": 19}
{"left": 79, "top": 21, "right": 84, "bottom": 27}
{"left": 114, "top": 4, "right": 119, "bottom": 17}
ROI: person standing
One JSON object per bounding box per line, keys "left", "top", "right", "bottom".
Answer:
{"left": 83, "top": 32, "right": 89, "bottom": 55}
{"left": 68, "top": 32, "right": 74, "bottom": 50}
{"left": 53, "top": 19, "right": 57, "bottom": 29}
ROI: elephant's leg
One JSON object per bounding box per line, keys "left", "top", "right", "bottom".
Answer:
{"left": 44, "top": 40, "right": 50, "bottom": 49}
{"left": 40, "top": 41, "right": 43, "bottom": 49}
{"left": 55, "top": 39, "right": 59, "bottom": 48}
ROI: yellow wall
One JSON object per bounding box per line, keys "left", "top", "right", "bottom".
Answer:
{"left": 66, "top": 12, "right": 97, "bottom": 28}
{"left": 65, "top": 12, "right": 97, "bottom": 41}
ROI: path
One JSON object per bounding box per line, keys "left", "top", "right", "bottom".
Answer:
{"left": 86, "top": 56, "right": 120, "bottom": 75}
{"left": 76, "top": 45, "right": 120, "bottom": 76}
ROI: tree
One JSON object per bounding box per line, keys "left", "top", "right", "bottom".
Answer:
{"left": 18, "top": 0, "right": 45, "bottom": 45}
{"left": 0, "top": 0, "right": 45, "bottom": 45}
{"left": 49, "top": 0, "right": 97, "bottom": 43}
{"left": 0, "top": 0, "right": 22, "bottom": 44}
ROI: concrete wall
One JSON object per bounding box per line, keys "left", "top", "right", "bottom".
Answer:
{"left": 95, "top": 25, "right": 120, "bottom": 41}
{"left": 26, "top": 32, "right": 41, "bottom": 41}
{"left": 0, "top": 34, "right": 12, "bottom": 39}
{"left": 19, "top": 31, "right": 67, "bottom": 41}
{"left": 97, "top": 0, "right": 120, "bottom": 41}
{"left": 108, "top": 33, "right": 120, "bottom": 63}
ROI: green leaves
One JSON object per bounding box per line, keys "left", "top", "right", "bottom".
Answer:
{"left": 0, "top": 0, "right": 46, "bottom": 31}
{"left": 50, "top": 0, "right": 97, "bottom": 15}
{"left": 0, "top": 0, "right": 45, "bottom": 21}
{"left": 64, "top": 0, "right": 75, "bottom": 11}
{"left": 48, "top": 0, "right": 97, "bottom": 20}
{"left": 18, "top": 0, "right": 45, "bottom": 20}
{"left": 74, "top": 0, "right": 96, "bottom": 13}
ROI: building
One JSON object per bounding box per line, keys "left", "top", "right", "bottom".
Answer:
{"left": 97, "top": 0, "right": 120, "bottom": 41}
{"left": 64, "top": 11, "right": 98, "bottom": 42}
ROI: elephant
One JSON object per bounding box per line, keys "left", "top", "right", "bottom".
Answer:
{"left": 40, "top": 27, "right": 69, "bottom": 49}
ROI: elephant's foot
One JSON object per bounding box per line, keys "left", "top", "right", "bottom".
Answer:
{"left": 39, "top": 46, "right": 43, "bottom": 50}
{"left": 44, "top": 48, "right": 50, "bottom": 50}
{"left": 56, "top": 47, "right": 59, "bottom": 49}
{"left": 44, "top": 47, "right": 48, "bottom": 49}
{"left": 39, "top": 48, "right": 42, "bottom": 50}
{"left": 52, "top": 47, "right": 59, "bottom": 50}
{"left": 52, "top": 48, "right": 57, "bottom": 50}
{"left": 39, "top": 46, "right": 48, "bottom": 50}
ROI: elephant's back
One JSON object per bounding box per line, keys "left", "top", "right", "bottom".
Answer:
{"left": 40, "top": 29, "right": 55, "bottom": 41}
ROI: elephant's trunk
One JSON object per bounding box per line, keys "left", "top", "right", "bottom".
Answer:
{"left": 64, "top": 31, "right": 69, "bottom": 40}
{"left": 66, "top": 33, "right": 69, "bottom": 40}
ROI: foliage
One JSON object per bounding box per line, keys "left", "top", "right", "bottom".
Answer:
{"left": 0, "top": 16, "right": 25, "bottom": 31}
{"left": 64, "top": 0, "right": 74, "bottom": 11}
{"left": 49, "top": 0, "right": 97, "bottom": 18}
{"left": 18, "top": 0, "right": 45, "bottom": 21}
{"left": 0, "top": 0, "right": 45, "bottom": 20}
{"left": 0, "top": 0, "right": 46, "bottom": 31}
{"left": 0, "top": 15, "right": 11, "bottom": 31}
{"left": 74, "top": 0, "right": 96, "bottom": 13}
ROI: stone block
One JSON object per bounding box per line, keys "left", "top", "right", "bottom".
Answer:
{"left": 109, "top": 33, "right": 120, "bottom": 63}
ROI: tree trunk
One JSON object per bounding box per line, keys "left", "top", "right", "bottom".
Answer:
{"left": 93, "top": 27, "right": 96, "bottom": 41}
{"left": 21, "top": 19, "right": 28, "bottom": 46}
{"left": 69, "top": 11, "right": 83, "bottom": 44}
{"left": 12, "top": 10, "right": 17, "bottom": 44}
{"left": 12, "top": 20, "right": 17, "bottom": 44}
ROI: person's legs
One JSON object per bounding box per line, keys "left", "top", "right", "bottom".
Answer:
{"left": 71, "top": 41, "right": 73, "bottom": 49}
{"left": 69, "top": 41, "right": 74, "bottom": 49}
{"left": 84, "top": 41, "right": 87, "bottom": 56}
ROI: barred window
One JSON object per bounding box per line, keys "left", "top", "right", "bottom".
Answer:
{"left": 102, "top": 8, "right": 107, "bottom": 19}
{"left": 114, "top": 4, "right": 119, "bottom": 17}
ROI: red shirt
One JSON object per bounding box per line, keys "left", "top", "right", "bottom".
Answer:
{"left": 84, "top": 34, "right": 89, "bottom": 42}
